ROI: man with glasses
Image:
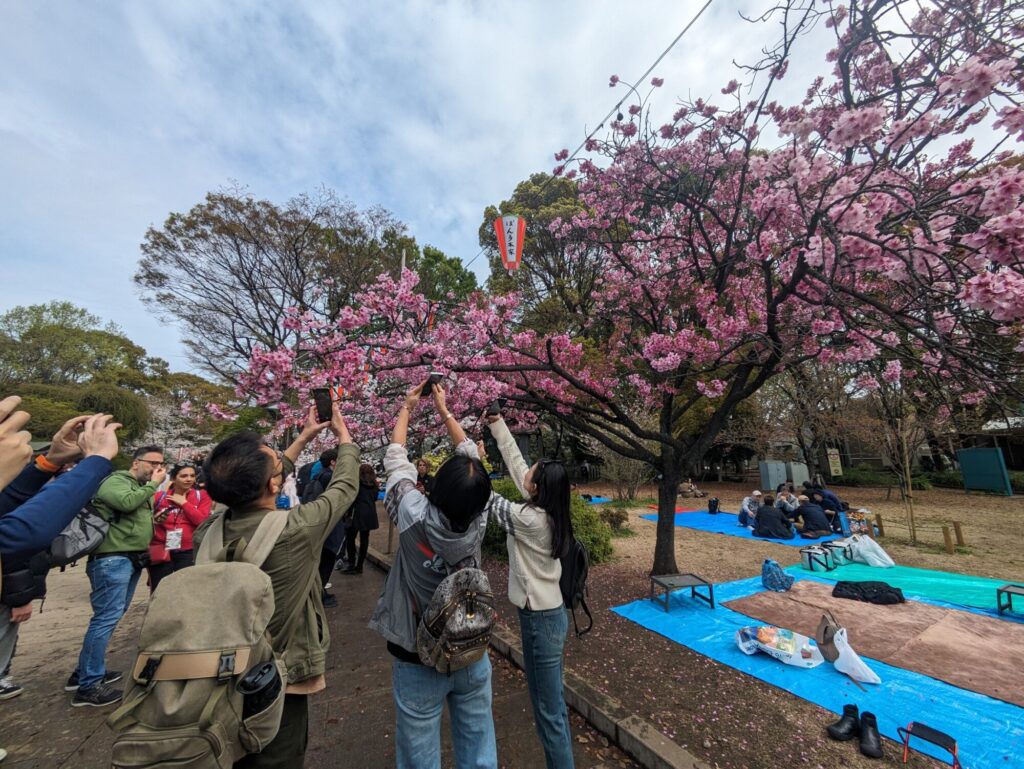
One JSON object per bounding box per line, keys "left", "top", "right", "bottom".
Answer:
{"left": 67, "top": 445, "right": 166, "bottom": 707}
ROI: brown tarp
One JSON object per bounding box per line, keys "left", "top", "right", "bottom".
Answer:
{"left": 724, "top": 580, "right": 1024, "bottom": 707}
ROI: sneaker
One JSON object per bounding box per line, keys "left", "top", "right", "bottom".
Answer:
{"left": 0, "top": 746, "right": 7, "bottom": 761}
{"left": 64, "top": 670, "right": 123, "bottom": 692}
{"left": 322, "top": 593, "right": 338, "bottom": 608}
{"left": 324, "top": 582, "right": 332, "bottom": 590}
{"left": 71, "top": 682, "right": 122, "bottom": 708}
{"left": 0, "top": 677, "right": 22, "bottom": 700}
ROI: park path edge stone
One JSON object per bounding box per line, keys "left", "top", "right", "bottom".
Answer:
{"left": 365, "top": 546, "right": 710, "bottom": 769}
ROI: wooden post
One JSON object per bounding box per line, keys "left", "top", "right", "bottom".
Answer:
{"left": 875, "top": 514, "right": 885, "bottom": 537}
{"left": 899, "top": 421, "right": 917, "bottom": 545}
{"left": 942, "top": 525, "right": 955, "bottom": 554}
{"left": 953, "top": 521, "right": 965, "bottom": 547}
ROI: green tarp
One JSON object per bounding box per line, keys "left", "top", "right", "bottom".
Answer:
{"left": 786, "top": 563, "right": 1008, "bottom": 613}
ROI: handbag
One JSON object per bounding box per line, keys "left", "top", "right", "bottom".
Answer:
{"left": 800, "top": 546, "right": 835, "bottom": 572}
{"left": 822, "top": 540, "right": 853, "bottom": 566}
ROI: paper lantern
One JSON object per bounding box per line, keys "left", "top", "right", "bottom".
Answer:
{"left": 493, "top": 215, "right": 526, "bottom": 270}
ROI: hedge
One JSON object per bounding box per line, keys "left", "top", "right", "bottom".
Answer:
{"left": 482, "top": 478, "right": 613, "bottom": 564}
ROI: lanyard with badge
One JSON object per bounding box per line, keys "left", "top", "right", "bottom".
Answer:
{"left": 158, "top": 491, "right": 193, "bottom": 551}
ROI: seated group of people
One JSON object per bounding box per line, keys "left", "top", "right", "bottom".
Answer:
{"left": 739, "top": 481, "right": 846, "bottom": 540}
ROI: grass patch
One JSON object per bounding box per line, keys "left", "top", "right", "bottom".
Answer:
{"left": 611, "top": 527, "right": 639, "bottom": 538}
{"left": 606, "top": 496, "right": 656, "bottom": 509}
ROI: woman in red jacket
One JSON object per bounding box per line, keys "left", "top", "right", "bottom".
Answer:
{"left": 147, "top": 464, "right": 212, "bottom": 593}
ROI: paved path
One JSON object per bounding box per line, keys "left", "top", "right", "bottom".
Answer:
{"left": 2, "top": 561, "right": 636, "bottom": 768}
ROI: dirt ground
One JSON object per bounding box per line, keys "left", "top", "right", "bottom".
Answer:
{"left": 504, "top": 481, "right": 1023, "bottom": 769}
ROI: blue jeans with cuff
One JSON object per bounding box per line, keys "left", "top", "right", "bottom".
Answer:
{"left": 392, "top": 654, "right": 497, "bottom": 769}
{"left": 75, "top": 555, "right": 141, "bottom": 690}
{"left": 518, "top": 605, "right": 574, "bottom": 769}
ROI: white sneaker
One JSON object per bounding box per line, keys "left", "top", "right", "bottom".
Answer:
{"left": 324, "top": 582, "right": 332, "bottom": 590}
{"left": 0, "top": 746, "right": 8, "bottom": 761}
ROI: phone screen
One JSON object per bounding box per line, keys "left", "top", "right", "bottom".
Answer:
{"left": 312, "top": 388, "right": 332, "bottom": 423}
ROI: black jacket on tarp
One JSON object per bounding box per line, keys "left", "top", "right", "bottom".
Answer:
{"left": 833, "top": 580, "right": 906, "bottom": 605}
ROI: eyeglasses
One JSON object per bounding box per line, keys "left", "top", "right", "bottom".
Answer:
{"left": 137, "top": 459, "right": 166, "bottom": 467}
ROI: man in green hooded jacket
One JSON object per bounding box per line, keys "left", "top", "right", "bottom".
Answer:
{"left": 67, "top": 445, "right": 166, "bottom": 707}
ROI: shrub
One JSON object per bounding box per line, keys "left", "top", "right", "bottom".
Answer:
{"left": 830, "top": 467, "right": 931, "bottom": 490}
{"left": 599, "top": 507, "right": 629, "bottom": 530}
{"left": 482, "top": 478, "right": 613, "bottom": 564}
{"left": 924, "top": 470, "right": 964, "bottom": 489}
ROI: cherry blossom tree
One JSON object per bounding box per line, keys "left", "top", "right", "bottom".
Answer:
{"left": 234, "top": 0, "right": 1024, "bottom": 574}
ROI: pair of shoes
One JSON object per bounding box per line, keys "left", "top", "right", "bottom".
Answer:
{"left": 826, "top": 705, "right": 883, "bottom": 759}
{"left": 341, "top": 565, "right": 363, "bottom": 575}
{"left": 71, "top": 681, "right": 122, "bottom": 708}
{"left": 0, "top": 677, "right": 22, "bottom": 700}
{"left": 322, "top": 593, "right": 338, "bottom": 608}
{"left": 64, "top": 669, "right": 123, "bottom": 692}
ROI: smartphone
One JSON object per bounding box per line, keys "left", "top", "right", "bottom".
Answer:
{"left": 312, "top": 388, "right": 332, "bottom": 423}
{"left": 486, "top": 398, "right": 507, "bottom": 416}
{"left": 420, "top": 371, "right": 444, "bottom": 395}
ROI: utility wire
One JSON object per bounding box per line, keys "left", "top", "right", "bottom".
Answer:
{"left": 461, "top": 0, "right": 716, "bottom": 272}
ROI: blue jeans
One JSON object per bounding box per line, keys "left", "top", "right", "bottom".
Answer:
{"left": 738, "top": 507, "right": 755, "bottom": 526}
{"left": 518, "top": 606, "right": 574, "bottom": 769}
{"left": 76, "top": 556, "right": 142, "bottom": 690}
{"left": 392, "top": 654, "right": 497, "bottom": 769}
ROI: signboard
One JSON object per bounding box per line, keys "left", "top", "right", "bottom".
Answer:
{"left": 826, "top": 448, "right": 843, "bottom": 477}
{"left": 493, "top": 215, "right": 526, "bottom": 270}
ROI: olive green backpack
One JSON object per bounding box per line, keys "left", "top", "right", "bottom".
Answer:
{"left": 107, "top": 510, "right": 289, "bottom": 768}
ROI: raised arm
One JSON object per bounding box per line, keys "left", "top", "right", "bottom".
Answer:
{"left": 486, "top": 417, "right": 531, "bottom": 500}
{"left": 431, "top": 384, "right": 468, "bottom": 446}
{"left": 283, "top": 405, "right": 332, "bottom": 466}
{"left": 391, "top": 385, "right": 423, "bottom": 448}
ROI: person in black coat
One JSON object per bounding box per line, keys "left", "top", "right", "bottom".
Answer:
{"left": 751, "top": 495, "right": 796, "bottom": 539}
{"left": 341, "top": 463, "right": 380, "bottom": 575}
{"left": 792, "top": 496, "right": 834, "bottom": 538}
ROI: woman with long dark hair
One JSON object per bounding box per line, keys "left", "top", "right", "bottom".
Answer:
{"left": 484, "top": 410, "right": 575, "bottom": 769}
{"left": 147, "top": 464, "right": 212, "bottom": 593}
{"left": 340, "top": 463, "right": 379, "bottom": 574}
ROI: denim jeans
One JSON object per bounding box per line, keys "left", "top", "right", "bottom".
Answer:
{"left": 738, "top": 507, "right": 755, "bottom": 526}
{"left": 75, "top": 556, "right": 142, "bottom": 690}
{"left": 0, "top": 606, "right": 17, "bottom": 679}
{"left": 518, "top": 606, "right": 574, "bottom": 769}
{"left": 392, "top": 654, "right": 497, "bottom": 769}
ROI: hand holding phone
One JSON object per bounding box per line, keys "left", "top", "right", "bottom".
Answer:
{"left": 419, "top": 372, "right": 443, "bottom": 396}
{"left": 312, "top": 388, "right": 333, "bottom": 423}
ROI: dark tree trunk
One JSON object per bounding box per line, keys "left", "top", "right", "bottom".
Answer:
{"left": 652, "top": 451, "right": 682, "bottom": 576}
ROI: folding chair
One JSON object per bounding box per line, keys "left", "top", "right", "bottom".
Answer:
{"left": 898, "top": 722, "right": 962, "bottom": 768}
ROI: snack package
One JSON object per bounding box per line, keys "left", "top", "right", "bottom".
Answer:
{"left": 736, "top": 625, "right": 825, "bottom": 669}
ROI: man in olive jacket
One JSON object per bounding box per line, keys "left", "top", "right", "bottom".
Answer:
{"left": 194, "top": 403, "right": 358, "bottom": 769}
{"left": 68, "top": 445, "right": 166, "bottom": 707}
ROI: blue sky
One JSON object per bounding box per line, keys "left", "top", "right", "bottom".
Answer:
{"left": 1, "top": 0, "right": 797, "bottom": 374}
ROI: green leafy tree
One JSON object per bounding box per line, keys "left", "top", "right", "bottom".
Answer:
{"left": 417, "top": 245, "right": 478, "bottom": 302}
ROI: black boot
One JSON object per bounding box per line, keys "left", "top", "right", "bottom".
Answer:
{"left": 858, "top": 712, "right": 883, "bottom": 759}
{"left": 826, "top": 704, "right": 860, "bottom": 741}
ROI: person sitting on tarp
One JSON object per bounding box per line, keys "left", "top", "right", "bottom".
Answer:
{"left": 803, "top": 482, "right": 844, "bottom": 511}
{"left": 738, "top": 490, "right": 762, "bottom": 528}
{"left": 775, "top": 488, "right": 799, "bottom": 515}
{"left": 792, "top": 495, "right": 833, "bottom": 538}
{"left": 809, "top": 489, "right": 843, "bottom": 527}
{"left": 751, "top": 495, "right": 796, "bottom": 539}
{"left": 678, "top": 477, "right": 706, "bottom": 499}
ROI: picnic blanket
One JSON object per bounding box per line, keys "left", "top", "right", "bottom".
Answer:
{"left": 644, "top": 505, "right": 702, "bottom": 514}
{"left": 725, "top": 580, "right": 1024, "bottom": 707}
{"left": 585, "top": 496, "right": 612, "bottom": 505}
{"left": 639, "top": 511, "right": 838, "bottom": 546}
{"left": 789, "top": 563, "right": 1012, "bottom": 617}
{"left": 612, "top": 575, "right": 1024, "bottom": 769}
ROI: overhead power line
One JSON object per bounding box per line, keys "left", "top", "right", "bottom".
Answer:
{"left": 461, "top": 0, "right": 716, "bottom": 271}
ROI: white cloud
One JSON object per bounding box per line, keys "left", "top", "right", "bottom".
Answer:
{"left": 0, "top": 0, "right": 831, "bottom": 373}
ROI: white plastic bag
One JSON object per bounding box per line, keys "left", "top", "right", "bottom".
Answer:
{"left": 832, "top": 627, "right": 881, "bottom": 684}
{"left": 848, "top": 535, "right": 895, "bottom": 568}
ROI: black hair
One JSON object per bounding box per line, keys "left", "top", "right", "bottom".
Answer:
{"left": 763, "top": 494, "right": 775, "bottom": 506}
{"left": 359, "top": 463, "right": 376, "bottom": 486}
{"left": 530, "top": 459, "right": 574, "bottom": 559}
{"left": 204, "top": 432, "right": 274, "bottom": 508}
{"left": 170, "top": 464, "right": 196, "bottom": 479}
{"left": 319, "top": 448, "right": 338, "bottom": 466}
{"left": 428, "top": 454, "right": 491, "bottom": 532}
{"left": 133, "top": 445, "right": 164, "bottom": 460}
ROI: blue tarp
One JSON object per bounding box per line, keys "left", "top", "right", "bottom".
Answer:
{"left": 612, "top": 576, "right": 1024, "bottom": 769}
{"left": 639, "top": 511, "right": 839, "bottom": 547}
{"left": 585, "top": 496, "right": 612, "bottom": 505}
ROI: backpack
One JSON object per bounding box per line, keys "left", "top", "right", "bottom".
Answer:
{"left": 761, "top": 559, "right": 794, "bottom": 592}
{"left": 107, "top": 510, "right": 289, "bottom": 768}
{"left": 559, "top": 538, "right": 593, "bottom": 637}
{"left": 416, "top": 557, "right": 495, "bottom": 674}
{"left": 48, "top": 502, "right": 110, "bottom": 568}
{"left": 707, "top": 497, "right": 720, "bottom": 514}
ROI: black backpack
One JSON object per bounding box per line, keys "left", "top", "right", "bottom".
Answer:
{"left": 559, "top": 539, "right": 593, "bottom": 637}
{"left": 707, "top": 497, "right": 720, "bottom": 514}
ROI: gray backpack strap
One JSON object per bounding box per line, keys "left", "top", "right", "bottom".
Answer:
{"left": 238, "top": 509, "right": 289, "bottom": 568}
{"left": 194, "top": 515, "right": 226, "bottom": 565}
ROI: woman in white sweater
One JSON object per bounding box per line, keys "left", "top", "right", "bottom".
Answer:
{"left": 484, "top": 414, "right": 575, "bottom": 769}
